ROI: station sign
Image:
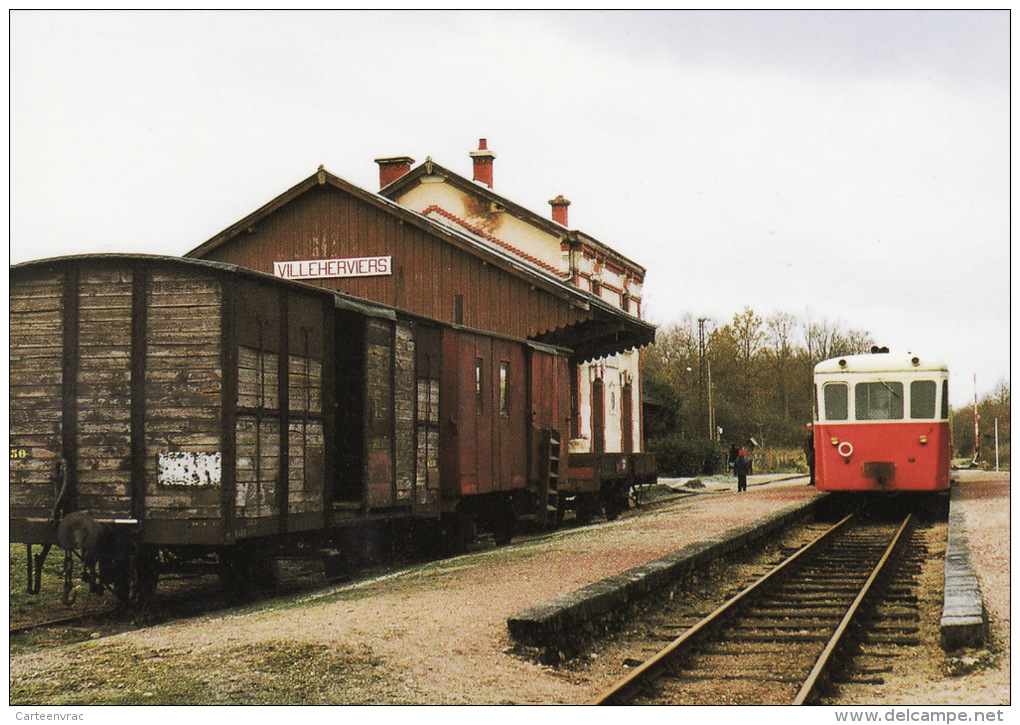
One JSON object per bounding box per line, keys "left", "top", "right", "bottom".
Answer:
{"left": 274, "top": 255, "right": 392, "bottom": 281}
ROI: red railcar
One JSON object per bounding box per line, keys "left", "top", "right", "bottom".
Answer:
{"left": 813, "top": 351, "right": 951, "bottom": 493}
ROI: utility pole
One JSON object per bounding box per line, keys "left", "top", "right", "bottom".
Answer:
{"left": 698, "top": 317, "right": 707, "bottom": 439}
{"left": 995, "top": 418, "right": 999, "bottom": 472}
{"left": 707, "top": 356, "right": 715, "bottom": 440}
{"left": 972, "top": 373, "right": 980, "bottom": 465}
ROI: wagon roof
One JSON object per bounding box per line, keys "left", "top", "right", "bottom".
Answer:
{"left": 814, "top": 352, "right": 949, "bottom": 375}
{"left": 10, "top": 253, "right": 575, "bottom": 357}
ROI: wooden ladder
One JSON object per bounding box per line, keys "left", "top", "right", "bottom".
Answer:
{"left": 538, "top": 430, "right": 560, "bottom": 526}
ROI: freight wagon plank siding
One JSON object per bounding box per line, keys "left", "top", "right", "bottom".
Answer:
{"left": 527, "top": 347, "right": 572, "bottom": 489}
{"left": 10, "top": 271, "right": 66, "bottom": 522}
{"left": 285, "top": 293, "right": 328, "bottom": 528}
{"left": 288, "top": 420, "right": 324, "bottom": 515}
{"left": 144, "top": 269, "right": 224, "bottom": 524}
{"left": 413, "top": 324, "right": 442, "bottom": 514}
{"left": 76, "top": 265, "right": 134, "bottom": 517}
{"left": 394, "top": 321, "right": 416, "bottom": 503}
{"left": 502, "top": 340, "right": 529, "bottom": 492}
{"left": 236, "top": 416, "right": 280, "bottom": 519}
{"left": 365, "top": 317, "right": 395, "bottom": 508}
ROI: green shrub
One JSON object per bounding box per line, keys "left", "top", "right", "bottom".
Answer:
{"left": 647, "top": 436, "right": 723, "bottom": 477}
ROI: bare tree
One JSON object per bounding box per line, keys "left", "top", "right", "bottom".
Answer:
{"left": 766, "top": 311, "right": 799, "bottom": 417}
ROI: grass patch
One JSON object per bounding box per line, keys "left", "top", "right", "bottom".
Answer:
{"left": 11, "top": 639, "right": 411, "bottom": 706}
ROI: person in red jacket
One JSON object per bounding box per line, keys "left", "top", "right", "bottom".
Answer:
{"left": 734, "top": 449, "right": 751, "bottom": 492}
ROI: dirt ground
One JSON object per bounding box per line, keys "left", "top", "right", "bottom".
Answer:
{"left": 9, "top": 471, "right": 1009, "bottom": 707}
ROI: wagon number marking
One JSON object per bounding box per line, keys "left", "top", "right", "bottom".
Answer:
{"left": 9, "top": 447, "right": 30, "bottom": 460}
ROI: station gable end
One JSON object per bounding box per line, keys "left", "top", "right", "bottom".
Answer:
{"left": 185, "top": 171, "right": 592, "bottom": 344}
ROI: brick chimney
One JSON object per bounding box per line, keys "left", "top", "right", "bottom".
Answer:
{"left": 469, "top": 138, "right": 495, "bottom": 188}
{"left": 374, "top": 156, "right": 415, "bottom": 189}
{"left": 549, "top": 195, "right": 571, "bottom": 226}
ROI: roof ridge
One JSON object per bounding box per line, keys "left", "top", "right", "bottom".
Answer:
{"left": 421, "top": 204, "right": 567, "bottom": 278}
{"left": 381, "top": 157, "right": 647, "bottom": 275}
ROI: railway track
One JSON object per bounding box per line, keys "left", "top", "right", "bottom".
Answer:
{"left": 593, "top": 513, "right": 917, "bottom": 706}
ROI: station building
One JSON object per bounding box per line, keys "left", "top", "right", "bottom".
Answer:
{"left": 185, "top": 139, "right": 655, "bottom": 513}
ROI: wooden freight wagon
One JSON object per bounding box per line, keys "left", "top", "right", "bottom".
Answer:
{"left": 10, "top": 255, "right": 342, "bottom": 599}
{"left": 10, "top": 254, "right": 572, "bottom": 602}
{"left": 437, "top": 325, "right": 571, "bottom": 544}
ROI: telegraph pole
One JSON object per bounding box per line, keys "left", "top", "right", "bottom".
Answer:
{"left": 698, "top": 317, "right": 707, "bottom": 439}
{"left": 972, "top": 373, "right": 980, "bottom": 465}
{"left": 707, "top": 356, "right": 715, "bottom": 440}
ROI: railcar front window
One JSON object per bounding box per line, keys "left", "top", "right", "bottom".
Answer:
{"left": 910, "top": 380, "right": 937, "bottom": 419}
{"left": 855, "top": 381, "right": 904, "bottom": 420}
{"left": 941, "top": 380, "right": 950, "bottom": 419}
{"left": 823, "top": 383, "right": 848, "bottom": 420}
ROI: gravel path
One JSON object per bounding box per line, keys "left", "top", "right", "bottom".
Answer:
{"left": 9, "top": 472, "right": 1008, "bottom": 706}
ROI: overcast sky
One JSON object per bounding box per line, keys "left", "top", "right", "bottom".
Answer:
{"left": 9, "top": 10, "right": 1010, "bottom": 408}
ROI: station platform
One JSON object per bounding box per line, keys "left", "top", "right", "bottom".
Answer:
{"left": 940, "top": 471, "right": 1006, "bottom": 651}
{"left": 509, "top": 472, "right": 997, "bottom": 660}
{"left": 508, "top": 474, "right": 824, "bottom": 659}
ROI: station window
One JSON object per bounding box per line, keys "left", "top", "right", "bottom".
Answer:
{"left": 855, "top": 381, "right": 904, "bottom": 420}
{"left": 910, "top": 380, "right": 937, "bottom": 419}
{"left": 499, "top": 362, "right": 509, "bottom": 416}
{"left": 823, "top": 383, "right": 848, "bottom": 421}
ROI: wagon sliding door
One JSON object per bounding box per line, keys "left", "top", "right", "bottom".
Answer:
{"left": 442, "top": 330, "right": 528, "bottom": 498}
{"left": 231, "top": 282, "right": 328, "bottom": 538}
{"left": 413, "top": 324, "right": 442, "bottom": 516}
{"left": 285, "top": 295, "right": 327, "bottom": 531}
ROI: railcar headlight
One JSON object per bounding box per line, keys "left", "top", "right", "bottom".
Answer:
{"left": 919, "top": 435, "right": 928, "bottom": 444}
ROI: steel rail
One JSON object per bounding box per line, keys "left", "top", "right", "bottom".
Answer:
{"left": 792, "top": 513, "right": 913, "bottom": 705}
{"left": 592, "top": 513, "right": 855, "bottom": 705}
{"left": 10, "top": 614, "right": 101, "bottom": 636}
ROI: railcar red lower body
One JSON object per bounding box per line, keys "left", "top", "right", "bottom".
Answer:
{"left": 814, "top": 422, "right": 951, "bottom": 492}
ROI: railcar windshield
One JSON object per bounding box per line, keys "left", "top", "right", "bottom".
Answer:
{"left": 855, "top": 381, "right": 904, "bottom": 420}
{"left": 910, "top": 380, "right": 937, "bottom": 419}
{"left": 823, "top": 382, "right": 849, "bottom": 420}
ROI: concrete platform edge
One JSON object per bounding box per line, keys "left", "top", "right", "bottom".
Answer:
{"left": 939, "top": 480, "right": 987, "bottom": 651}
{"left": 506, "top": 495, "right": 823, "bottom": 656}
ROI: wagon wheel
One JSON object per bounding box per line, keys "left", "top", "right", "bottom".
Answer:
{"left": 627, "top": 481, "right": 643, "bottom": 509}
{"left": 106, "top": 546, "right": 160, "bottom": 608}
{"left": 574, "top": 494, "right": 595, "bottom": 525}
{"left": 492, "top": 498, "right": 517, "bottom": 546}
{"left": 603, "top": 483, "right": 629, "bottom": 522}
{"left": 218, "top": 545, "right": 278, "bottom": 600}
{"left": 556, "top": 497, "right": 567, "bottom": 526}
